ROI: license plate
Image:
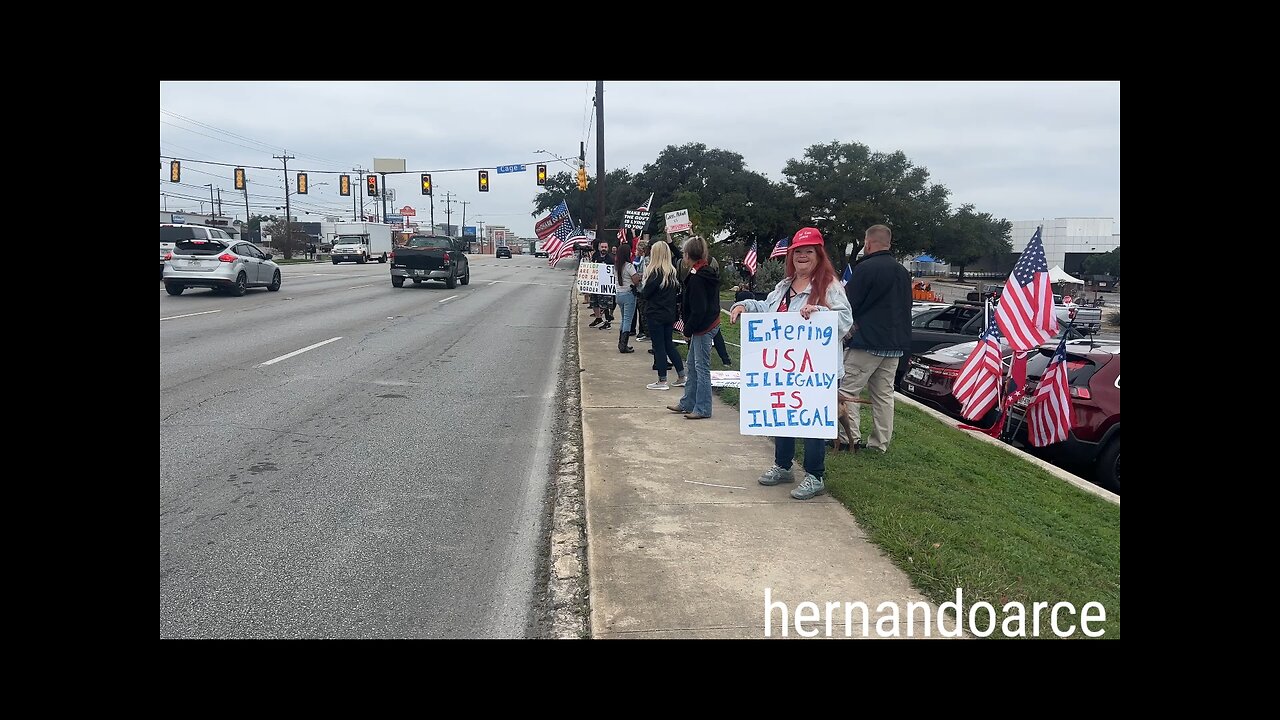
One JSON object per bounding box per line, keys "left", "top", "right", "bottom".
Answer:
{"left": 413, "top": 269, "right": 426, "bottom": 276}
{"left": 1015, "top": 395, "right": 1031, "bottom": 410}
{"left": 906, "top": 383, "right": 916, "bottom": 393}
{"left": 186, "top": 260, "right": 201, "bottom": 266}
{"left": 907, "top": 367, "right": 927, "bottom": 382}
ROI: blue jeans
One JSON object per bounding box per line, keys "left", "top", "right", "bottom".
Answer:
{"left": 616, "top": 292, "right": 635, "bottom": 336}
{"left": 649, "top": 321, "right": 684, "bottom": 380}
{"left": 774, "top": 436, "right": 826, "bottom": 479}
{"left": 678, "top": 332, "right": 714, "bottom": 416}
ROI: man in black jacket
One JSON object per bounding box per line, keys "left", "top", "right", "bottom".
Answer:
{"left": 839, "top": 224, "right": 913, "bottom": 453}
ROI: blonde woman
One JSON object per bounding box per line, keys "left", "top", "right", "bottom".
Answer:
{"left": 639, "top": 241, "right": 686, "bottom": 390}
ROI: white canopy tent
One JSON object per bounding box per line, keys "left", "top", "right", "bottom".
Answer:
{"left": 1049, "top": 265, "right": 1085, "bottom": 284}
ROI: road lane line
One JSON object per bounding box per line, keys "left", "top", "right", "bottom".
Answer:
{"left": 438, "top": 295, "right": 461, "bottom": 304}
{"left": 160, "top": 310, "right": 223, "bottom": 321}
{"left": 260, "top": 337, "right": 343, "bottom": 366}
{"left": 489, "top": 281, "right": 499, "bottom": 285}
{"left": 348, "top": 283, "right": 374, "bottom": 289}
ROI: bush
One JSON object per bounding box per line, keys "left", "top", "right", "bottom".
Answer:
{"left": 1108, "top": 310, "right": 1120, "bottom": 327}
{"left": 755, "top": 259, "right": 786, "bottom": 291}
{"left": 719, "top": 265, "right": 744, "bottom": 291}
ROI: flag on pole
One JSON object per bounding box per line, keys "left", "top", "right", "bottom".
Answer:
{"left": 552, "top": 229, "right": 584, "bottom": 267}
{"left": 769, "top": 235, "right": 791, "bottom": 259}
{"left": 743, "top": 241, "right": 758, "bottom": 275}
{"left": 840, "top": 263, "right": 853, "bottom": 286}
{"left": 995, "top": 226, "right": 1058, "bottom": 351}
{"left": 953, "top": 318, "right": 1004, "bottom": 421}
{"left": 1025, "top": 334, "right": 1073, "bottom": 447}
{"left": 536, "top": 200, "right": 577, "bottom": 267}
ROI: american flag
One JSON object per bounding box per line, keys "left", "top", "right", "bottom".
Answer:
{"left": 769, "top": 235, "right": 791, "bottom": 259}
{"left": 551, "top": 230, "right": 583, "bottom": 267}
{"left": 1026, "top": 335, "right": 1073, "bottom": 447}
{"left": 743, "top": 241, "right": 758, "bottom": 275}
{"left": 953, "top": 318, "right": 1004, "bottom": 421}
{"left": 536, "top": 201, "right": 575, "bottom": 266}
{"left": 674, "top": 318, "right": 684, "bottom": 333}
{"left": 840, "top": 263, "right": 852, "bottom": 286}
{"left": 995, "top": 226, "right": 1058, "bottom": 351}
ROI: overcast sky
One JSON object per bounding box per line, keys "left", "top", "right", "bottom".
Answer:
{"left": 159, "top": 81, "right": 1120, "bottom": 240}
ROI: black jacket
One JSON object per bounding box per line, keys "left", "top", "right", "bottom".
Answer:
{"left": 844, "top": 249, "right": 912, "bottom": 352}
{"left": 680, "top": 262, "right": 721, "bottom": 336}
{"left": 641, "top": 272, "right": 680, "bottom": 325}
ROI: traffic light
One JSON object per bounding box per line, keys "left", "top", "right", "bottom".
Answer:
{"left": 478, "top": 170, "right": 489, "bottom": 192}
{"left": 537, "top": 164, "right": 547, "bottom": 186}
{"left": 297, "top": 173, "right": 308, "bottom": 194}
{"left": 170, "top": 160, "right": 181, "bottom": 183}
{"left": 234, "top": 167, "right": 246, "bottom": 190}
{"left": 577, "top": 167, "right": 587, "bottom": 191}
{"left": 421, "top": 173, "right": 432, "bottom": 196}
{"left": 367, "top": 175, "right": 378, "bottom": 197}
{"left": 339, "top": 174, "right": 351, "bottom": 196}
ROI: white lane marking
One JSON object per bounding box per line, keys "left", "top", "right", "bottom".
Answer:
{"left": 684, "top": 480, "right": 747, "bottom": 490}
{"left": 489, "top": 281, "right": 499, "bottom": 285}
{"left": 348, "top": 283, "right": 373, "bottom": 289}
{"left": 438, "top": 295, "right": 461, "bottom": 304}
{"left": 160, "top": 309, "right": 223, "bottom": 322}
{"left": 260, "top": 337, "right": 343, "bottom": 366}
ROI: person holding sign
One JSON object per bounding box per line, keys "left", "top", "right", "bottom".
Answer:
{"left": 729, "top": 227, "right": 852, "bottom": 500}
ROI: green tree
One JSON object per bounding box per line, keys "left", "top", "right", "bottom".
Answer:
{"left": 265, "top": 218, "right": 305, "bottom": 260}
{"left": 1082, "top": 246, "right": 1120, "bottom": 278}
{"left": 929, "top": 204, "right": 1013, "bottom": 281}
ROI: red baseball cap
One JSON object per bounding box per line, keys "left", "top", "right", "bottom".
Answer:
{"left": 789, "top": 227, "right": 825, "bottom": 251}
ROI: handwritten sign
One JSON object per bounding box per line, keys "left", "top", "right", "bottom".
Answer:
{"left": 739, "top": 312, "right": 841, "bottom": 439}
{"left": 623, "top": 209, "right": 651, "bottom": 233}
{"left": 576, "top": 263, "right": 617, "bottom": 295}
{"left": 664, "top": 209, "right": 691, "bottom": 234}
{"left": 711, "top": 370, "right": 741, "bottom": 388}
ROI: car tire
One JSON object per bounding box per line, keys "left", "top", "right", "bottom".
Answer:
{"left": 392, "top": 276, "right": 405, "bottom": 288}
{"left": 165, "top": 283, "right": 184, "bottom": 296}
{"left": 1096, "top": 436, "right": 1120, "bottom": 493}
{"left": 332, "top": 258, "right": 339, "bottom": 265}
{"left": 378, "top": 254, "right": 387, "bottom": 263}
{"left": 461, "top": 267, "right": 470, "bottom": 285}
{"left": 445, "top": 271, "right": 457, "bottom": 289}
{"left": 268, "top": 270, "right": 281, "bottom": 291}
{"left": 358, "top": 255, "right": 367, "bottom": 264}
{"left": 231, "top": 272, "right": 247, "bottom": 297}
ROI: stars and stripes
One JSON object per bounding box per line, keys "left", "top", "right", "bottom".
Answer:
{"left": 1026, "top": 335, "right": 1073, "bottom": 447}
{"left": 743, "top": 241, "right": 758, "bottom": 275}
{"left": 995, "top": 226, "right": 1058, "bottom": 350}
{"left": 953, "top": 318, "right": 1004, "bottom": 421}
{"left": 769, "top": 235, "right": 791, "bottom": 259}
{"left": 536, "top": 200, "right": 580, "bottom": 268}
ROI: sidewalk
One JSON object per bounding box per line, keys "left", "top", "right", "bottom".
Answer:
{"left": 577, "top": 303, "right": 940, "bottom": 639}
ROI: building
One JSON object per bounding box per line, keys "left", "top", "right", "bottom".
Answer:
{"left": 1009, "top": 218, "right": 1119, "bottom": 276}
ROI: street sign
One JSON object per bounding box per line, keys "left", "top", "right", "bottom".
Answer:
{"left": 463, "top": 226, "right": 476, "bottom": 236}
{"left": 496, "top": 164, "right": 526, "bottom": 174}
{"left": 171, "top": 215, "right": 186, "bottom": 224}
{"left": 400, "top": 206, "right": 417, "bottom": 217}
{"left": 384, "top": 215, "right": 404, "bottom": 225}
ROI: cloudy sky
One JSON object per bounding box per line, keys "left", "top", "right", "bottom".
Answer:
{"left": 159, "top": 81, "right": 1120, "bottom": 239}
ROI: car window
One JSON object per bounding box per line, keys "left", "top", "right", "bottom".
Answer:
{"left": 924, "top": 307, "right": 970, "bottom": 331}
{"left": 407, "top": 236, "right": 452, "bottom": 249}
{"left": 161, "top": 226, "right": 201, "bottom": 242}
{"left": 912, "top": 309, "right": 944, "bottom": 328}
{"left": 1025, "top": 348, "right": 1104, "bottom": 387}
{"left": 175, "top": 239, "right": 229, "bottom": 255}
{"left": 235, "top": 244, "right": 262, "bottom": 259}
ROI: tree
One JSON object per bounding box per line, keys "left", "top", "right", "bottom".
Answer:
{"left": 1082, "top": 247, "right": 1120, "bottom": 278}
{"left": 783, "top": 141, "right": 951, "bottom": 268}
{"left": 531, "top": 168, "right": 643, "bottom": 233}
{"left": 929, "top": 204, "right": 1013, "bottom": 281}
{"left": 264, "top": 219, "right": 306, "bottom": 260}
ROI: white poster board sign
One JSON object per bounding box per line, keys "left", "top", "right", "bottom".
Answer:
{"left": 738, "top": 312, "right": 841, "bottom": 439}
{"left": 576, "top": 263, "right": 617, "bottom": 295}
{"left": 710, "top": 370, "right": 741, "bottom": 388}
{"left": 664, "top": 209, "right": 691, "bottom": 234}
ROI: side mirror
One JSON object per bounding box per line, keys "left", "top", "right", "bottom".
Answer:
{"left": 264, "top": 253, "right": 273, "bottom": 260}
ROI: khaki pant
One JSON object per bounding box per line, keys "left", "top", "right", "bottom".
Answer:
{"left": 838, "top": 349, "right": 899, "bottom": 452}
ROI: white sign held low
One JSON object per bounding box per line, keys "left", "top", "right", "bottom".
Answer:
{"left": 576, "top": 263, "right": 617, "bottom": 295}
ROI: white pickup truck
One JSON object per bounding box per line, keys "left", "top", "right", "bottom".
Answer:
{"left": 1053, "top": 295, "right": 1102, "bottom": 332}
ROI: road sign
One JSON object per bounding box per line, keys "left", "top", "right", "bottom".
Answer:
{"left": 400, "top": 206, "right": 416, "bottom": 217}
{"left": 384, "top": 215, "right": 404, "bottom": 225}
{"left": 496, "top": 164, "right": 526, "bottom": 174}
{"left": 463, "top": 226, "right": 476, "bottom": 236}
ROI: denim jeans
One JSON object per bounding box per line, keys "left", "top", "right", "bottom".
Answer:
{"left": 616, "top": 292, "right": 636, "bottom": 337}
{"left": 774, "top": 436, "right": 826, "bottom": 479}
{"left": 678, "top": 332, "right": 714, "bottom": 416}
{"left": 649, "top": 321, "right": 684, "bottom": 380}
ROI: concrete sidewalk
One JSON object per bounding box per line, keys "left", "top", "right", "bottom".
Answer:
{"left": 577, "top": 302, "right": 939, "bottom": 639}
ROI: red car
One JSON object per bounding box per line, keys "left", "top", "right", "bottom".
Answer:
{"left": 1005, "top": 343, "right": 1121, "bottom": 493}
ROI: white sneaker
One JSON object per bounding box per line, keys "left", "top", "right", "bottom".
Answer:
{"left": 672, "top": 376, "right": 687, "bottom": 387}
{"left": 646, "top": 381, "right": 670, "bottom": 391}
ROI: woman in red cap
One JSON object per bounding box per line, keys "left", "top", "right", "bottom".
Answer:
{"left": 728, "top": 227, "right": 853, "bottom": 500}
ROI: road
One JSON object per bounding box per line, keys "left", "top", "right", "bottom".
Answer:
{"left": 160, "top": 253, "right": 574, "bottom": 638}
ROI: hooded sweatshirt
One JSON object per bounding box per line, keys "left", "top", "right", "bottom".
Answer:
{"left": 680, "top": 260, "right": 721, "bottom": 336}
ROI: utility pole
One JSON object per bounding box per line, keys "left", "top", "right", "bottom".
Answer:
{"left": 595, "top": 81, "right": 606, "bottom": 249}
{"left": 274, "top": 153, "right": 295, "bottom": 243}
{"left": 430, "top": 193, "right": 435, "bottom": 234}
{"left": 460, "top": 201, "right": 470, "bottom": 251}
{"left": 441, "top": 192, "right": 457, "bottom": 238}
{"left": 205, "top": 184, "right": 215, "bottom": 223}
{"left": 216, "top": 188, "right": 223, "bottom": 219}
{"left": 243, "top": 181, "right": 250, "bottom": 240}
{"left": 354, "top": 167, "right": 365, "bottom": 221}
{"left": 380, "top": 172, "right": 389, "bottom": 224}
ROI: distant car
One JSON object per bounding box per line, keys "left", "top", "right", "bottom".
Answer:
{"left": 163, "top": 238, "right": 281, "bottom": 296}
{"left": 1005, "top": 343, "right": 1121, "bottom": 493}
{"left": 533, "top": 249, "right": 549, "bottom": 258}
{"left": 899, "top": 336, "right": 1119, "bottom": 429}
{"left": 496, "top": 246, "right": 512, "bottom": 259}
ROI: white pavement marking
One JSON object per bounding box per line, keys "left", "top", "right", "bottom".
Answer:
{"left": 260, "top": 337, "right": 343, "bottom": 366}
{"left": 684, "top": 480, "right": 747, "bottom": 490}
{"left": 348, "top": 283, "right": 373, "bottom": 289}
{"left": 438, "top": 295, "right": 460, "bottom": 303}
{"left": 489, "top": 281, "right": 499, "bottom": 285}
{"left": 160, "top": 309, "right": 222, "bottom": 321}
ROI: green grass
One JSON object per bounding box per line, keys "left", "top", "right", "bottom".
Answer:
{"left": 693, "top": 296, "right": 1121, "bottom": 639}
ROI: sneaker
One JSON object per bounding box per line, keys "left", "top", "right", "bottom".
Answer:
{"left": 646, "top": 381, "right": 670, "bottom": 391}
{"left": 589, "top": 318, "right": 602, "bottom": 327}
{"left": 758, "top": 465, "right": 794, "bottom": 486}
{"left": 790, "top": 474, "right": 826, "bottom": 500}
{"left": 636, "top": 334, "right": 648, "bottom": 341}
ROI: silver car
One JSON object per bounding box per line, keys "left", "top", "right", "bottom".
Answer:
{"left": 163, "top": 238, "right": 281, "bottom": 296}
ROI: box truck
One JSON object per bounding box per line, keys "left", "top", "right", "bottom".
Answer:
{"left": 330, "top": 222, "right": 393, "bottom": 264}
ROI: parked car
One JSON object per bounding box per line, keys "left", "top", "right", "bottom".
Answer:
{"left": 898, "top": 336, "right": 1119, "bottom": 429}
{"left": 496, "top": 246, "right": 512, "bottom": 259}
{"left": 1005, "top": 343, "right": 1121, "bottom": 493}
{"left": 160, "top": 224, "right": 235, "bottom": 280}
{"left": 389, "top": 235, "right": 470, "bottom": 288}
{"left": 910, "top": 302, "right": 1093, "bottom": 355}
{"left": 163, "top": 238, "right": 281, "bottom": 296}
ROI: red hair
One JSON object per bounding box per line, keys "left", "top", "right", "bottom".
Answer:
{"left": 785, "top": 246, "right": 838, "bottom": 307}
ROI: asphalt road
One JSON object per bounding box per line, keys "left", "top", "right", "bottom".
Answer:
{"left": 160, "top": 253, "right": 574, "bottom": 638}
